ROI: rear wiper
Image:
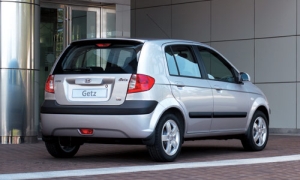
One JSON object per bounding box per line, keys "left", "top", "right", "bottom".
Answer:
{"left": 63, "top": 67, "right": 92, "bottom": 72}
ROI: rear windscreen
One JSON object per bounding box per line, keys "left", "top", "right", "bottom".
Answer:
{"left": 53, "top": 42, "right": 142, "bottom": 74}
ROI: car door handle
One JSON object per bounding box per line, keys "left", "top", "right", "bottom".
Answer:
{"left": 213, "top": 85, "right": 222, "bottom": 91}
{"left": 175, "top": 82, "right": 185, "bottom": 87}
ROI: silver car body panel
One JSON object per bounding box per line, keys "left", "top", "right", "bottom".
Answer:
{"left": 41, "top": 84, "right": 183, "bottom": 138}
{"left": 41, "top": 113, "right": 154, "bottom": 138}
{"left": 41, "top": 38, "right": 270, "bottom": 141}
{"left": 167, "top": 76, "right": 213, "bottom": 133}
{"left": 208, "top": 80, "right": 251, "bottom": 131}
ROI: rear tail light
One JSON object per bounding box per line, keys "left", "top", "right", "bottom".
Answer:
{"left": 127, "top": 74, "right": 155, "bottom": 94}
{"left": 45, "top": 75, "right": 55, "bottom": 93}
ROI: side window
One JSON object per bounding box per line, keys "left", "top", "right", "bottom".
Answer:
{"left": 165, "top": 46, "right": 179, "bottom": 75}
{"left": 197, "top": 47, "right": 235, "bottom": 83}
{"left": 165, "top": 45, "right": 201, "bottom": 78}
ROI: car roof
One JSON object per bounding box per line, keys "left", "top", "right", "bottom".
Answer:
{"left": 70, "top": 38, "right": 209, "bottom": 48}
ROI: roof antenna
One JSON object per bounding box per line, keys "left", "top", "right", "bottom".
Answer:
{"left": 146, "top": 14, "right": 171, "bottom": 38}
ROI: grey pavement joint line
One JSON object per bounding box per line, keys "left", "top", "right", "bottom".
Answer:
{"left": 2, "top": 154, "right": 300, "bottom": 179}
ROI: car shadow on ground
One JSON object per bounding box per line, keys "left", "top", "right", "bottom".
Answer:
{"left": 179, "top": 145, "right": 245, "bottom": 160}
{"left": 71, "top": 145, "right": 153, "bottom": 163}
{"left": 56, "top": 141, "right": 247, "bottom": 163}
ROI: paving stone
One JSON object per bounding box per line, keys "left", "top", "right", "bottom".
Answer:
{"left": 0, "top": 135, "right": 300, "bottom": 179}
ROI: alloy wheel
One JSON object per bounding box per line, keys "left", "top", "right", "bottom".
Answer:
{"left": 252, "top": 116, "right": 267, "bottom": 147}
{"left": 161, "top": 119, "right": 180, "bottom": 156}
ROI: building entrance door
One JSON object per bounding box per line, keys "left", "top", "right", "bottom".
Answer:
{"left": 69, "top": 7, "right": 100, "bottom": 43}
{"left": 39, "top": 5, "right": 103, "bottom": 106}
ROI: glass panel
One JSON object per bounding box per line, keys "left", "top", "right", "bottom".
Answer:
{"left": 102, "top": 8, "right": 116, "bottom": 38}
{"left": 106, "top": 12, "right": 116, "bottom": 37}
{"left": 171, "top": 45, "right": 201, "bottom": 78}
{"left": 198, "top": 48, "right": 235, "bottom": 82}
{"left": 72, "top": 10, "right": 97, "bottom": 41}
{"left": 54, "top": 43, "right": 142, "bottom": 74}
{"left": 165, "top": 46, "right": 179, "bottom": 75}
{"left": 39, "top": 7, "right": 64, "bottom": 106}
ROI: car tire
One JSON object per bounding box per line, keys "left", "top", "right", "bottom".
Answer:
{"left": 45, "top": 139, "right": 80, "bottom": 158}
{"left": 241, "top": 111, "right": 269, "bottom": 151}
{"left": 147, "top": 113, "right": 183, "bottom": 162}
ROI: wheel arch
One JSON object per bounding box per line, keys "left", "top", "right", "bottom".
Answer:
{"left": 144, "top": 105, "right": 186, "bottom": 146}
{"left": 246, "top": 96, "right": 270, "bottom": 130}
{"left": 241, "top": 105, "right": 269, "bottom": 151}
{"left": 146, "top": 107, "right": 185, "bottom": 161}
{"left": 256, "top": 105, "right": 270, "bottom": 124}
{"left": 163, "top": 107, "right": 186, "bottom": 134}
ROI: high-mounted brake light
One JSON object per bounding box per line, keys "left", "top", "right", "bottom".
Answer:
{"left": 45, "top": 75, "right": 55, "bottom": 93}
{"left": 96, "top": 43, "right": 111, "bottom": 47}
{"left": 127, "top": 74, "right": 155, "bottom": 94}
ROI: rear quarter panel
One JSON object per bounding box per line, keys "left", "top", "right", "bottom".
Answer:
{"left": 136, "top": 41, "right": 170, "bottom": 85}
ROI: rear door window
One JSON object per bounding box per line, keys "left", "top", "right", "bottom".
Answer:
{"left": 54, "top": 42, "right": 142, "bottom": 74}
{"left": 165, "top": 45, "right": 201, "bottom": 78}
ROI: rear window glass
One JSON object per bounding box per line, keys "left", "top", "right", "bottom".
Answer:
{"left": 53, "top": 42, "right": 142, "bottom": 74}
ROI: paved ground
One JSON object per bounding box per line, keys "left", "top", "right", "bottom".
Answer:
{"left": 1, "top": 135, "right": 300, "bottom": 179}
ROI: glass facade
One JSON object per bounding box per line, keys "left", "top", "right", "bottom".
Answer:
{"left": 72, "top": 10, "right": 97, "bottom": 40}
{"left": 0, "top": 0, "right": 130, "bottom": 144}
{"left": 40, "top": 7, "right": 64, "bottom": 106}
{"left": 39, "top": 4, "right": 119, "bottom": 107}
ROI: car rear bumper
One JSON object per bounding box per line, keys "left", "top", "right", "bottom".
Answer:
{"left": 40, "top": 113, "right": 155, "bottom": 139}
{"left": 40, "top": 100, "right": 158, "bottom": 115}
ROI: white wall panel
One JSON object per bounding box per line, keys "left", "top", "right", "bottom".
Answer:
{"left": 255, "top": 0, "right": 296, "bottom": 38}
{"left": 136, "top": 0, "right": 171, "bottom": 8}
{"left": 130, "top": 0, "right": 300, "bottom": 131}
{"left": 211, "top": 0, "right": 254, "bottom": 41}
{"left": 297, "top": 83, "right": 300, "bottom": 128}
{"left": 204, "top": 42, "right": 210, "bottom": 46}
{"left": 172, "top": 2, "right": 210, "bottom": 42}
{"left": 135, "top": 6, "right": 171, "bottom": 38}
{"left": 130, "top": 10, "right": 136, "bottom": 37}
{"left": 211, "top": 40, "right": 254, "bottom": 81}
{"left": 298, "top": 37, "right": 300, "bottom": 80}
{"left": 172, "top": 0, "right": 205, "bottom": 4}
{"left": 298, "top": 0, "right": 300, "bottom": 35}
{"left": 255, "top": 37, "right": 296, "bottom": 83}
{"left": 116, "top": 5, "right": 131, "bottom": 37}
{"left": 131, "top": 0, "right": 136, "bottom": 9}
{"left": 257, "top": 83, "right": 296, "bottom": 129}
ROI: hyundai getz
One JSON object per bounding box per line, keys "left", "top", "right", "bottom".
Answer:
{"left": 41, "top": 38, "right": 270, "bottom": 162}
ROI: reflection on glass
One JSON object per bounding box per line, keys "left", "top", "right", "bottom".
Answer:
{"left": 106, "top": 12, "right": 116, "bottom": 37}
{"left": 39, "top": 7, "right": 64, "bottom": 106}
{"left": 101, "top": 8, "right": 116, "bottom": 38}
{"left": 72, "top": 10, "right": 96, "bottom": 41}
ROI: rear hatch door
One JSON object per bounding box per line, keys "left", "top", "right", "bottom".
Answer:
{"left": 51, "top": 40, "right": 143, "bottom": 106}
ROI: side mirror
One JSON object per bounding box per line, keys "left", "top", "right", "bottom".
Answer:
{"left": 240, "top": 72, "right": 251, "bottom": 82}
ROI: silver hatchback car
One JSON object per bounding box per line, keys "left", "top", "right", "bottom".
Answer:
{"left": 41, "top": 38, "right": 270, "bottom": 162}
